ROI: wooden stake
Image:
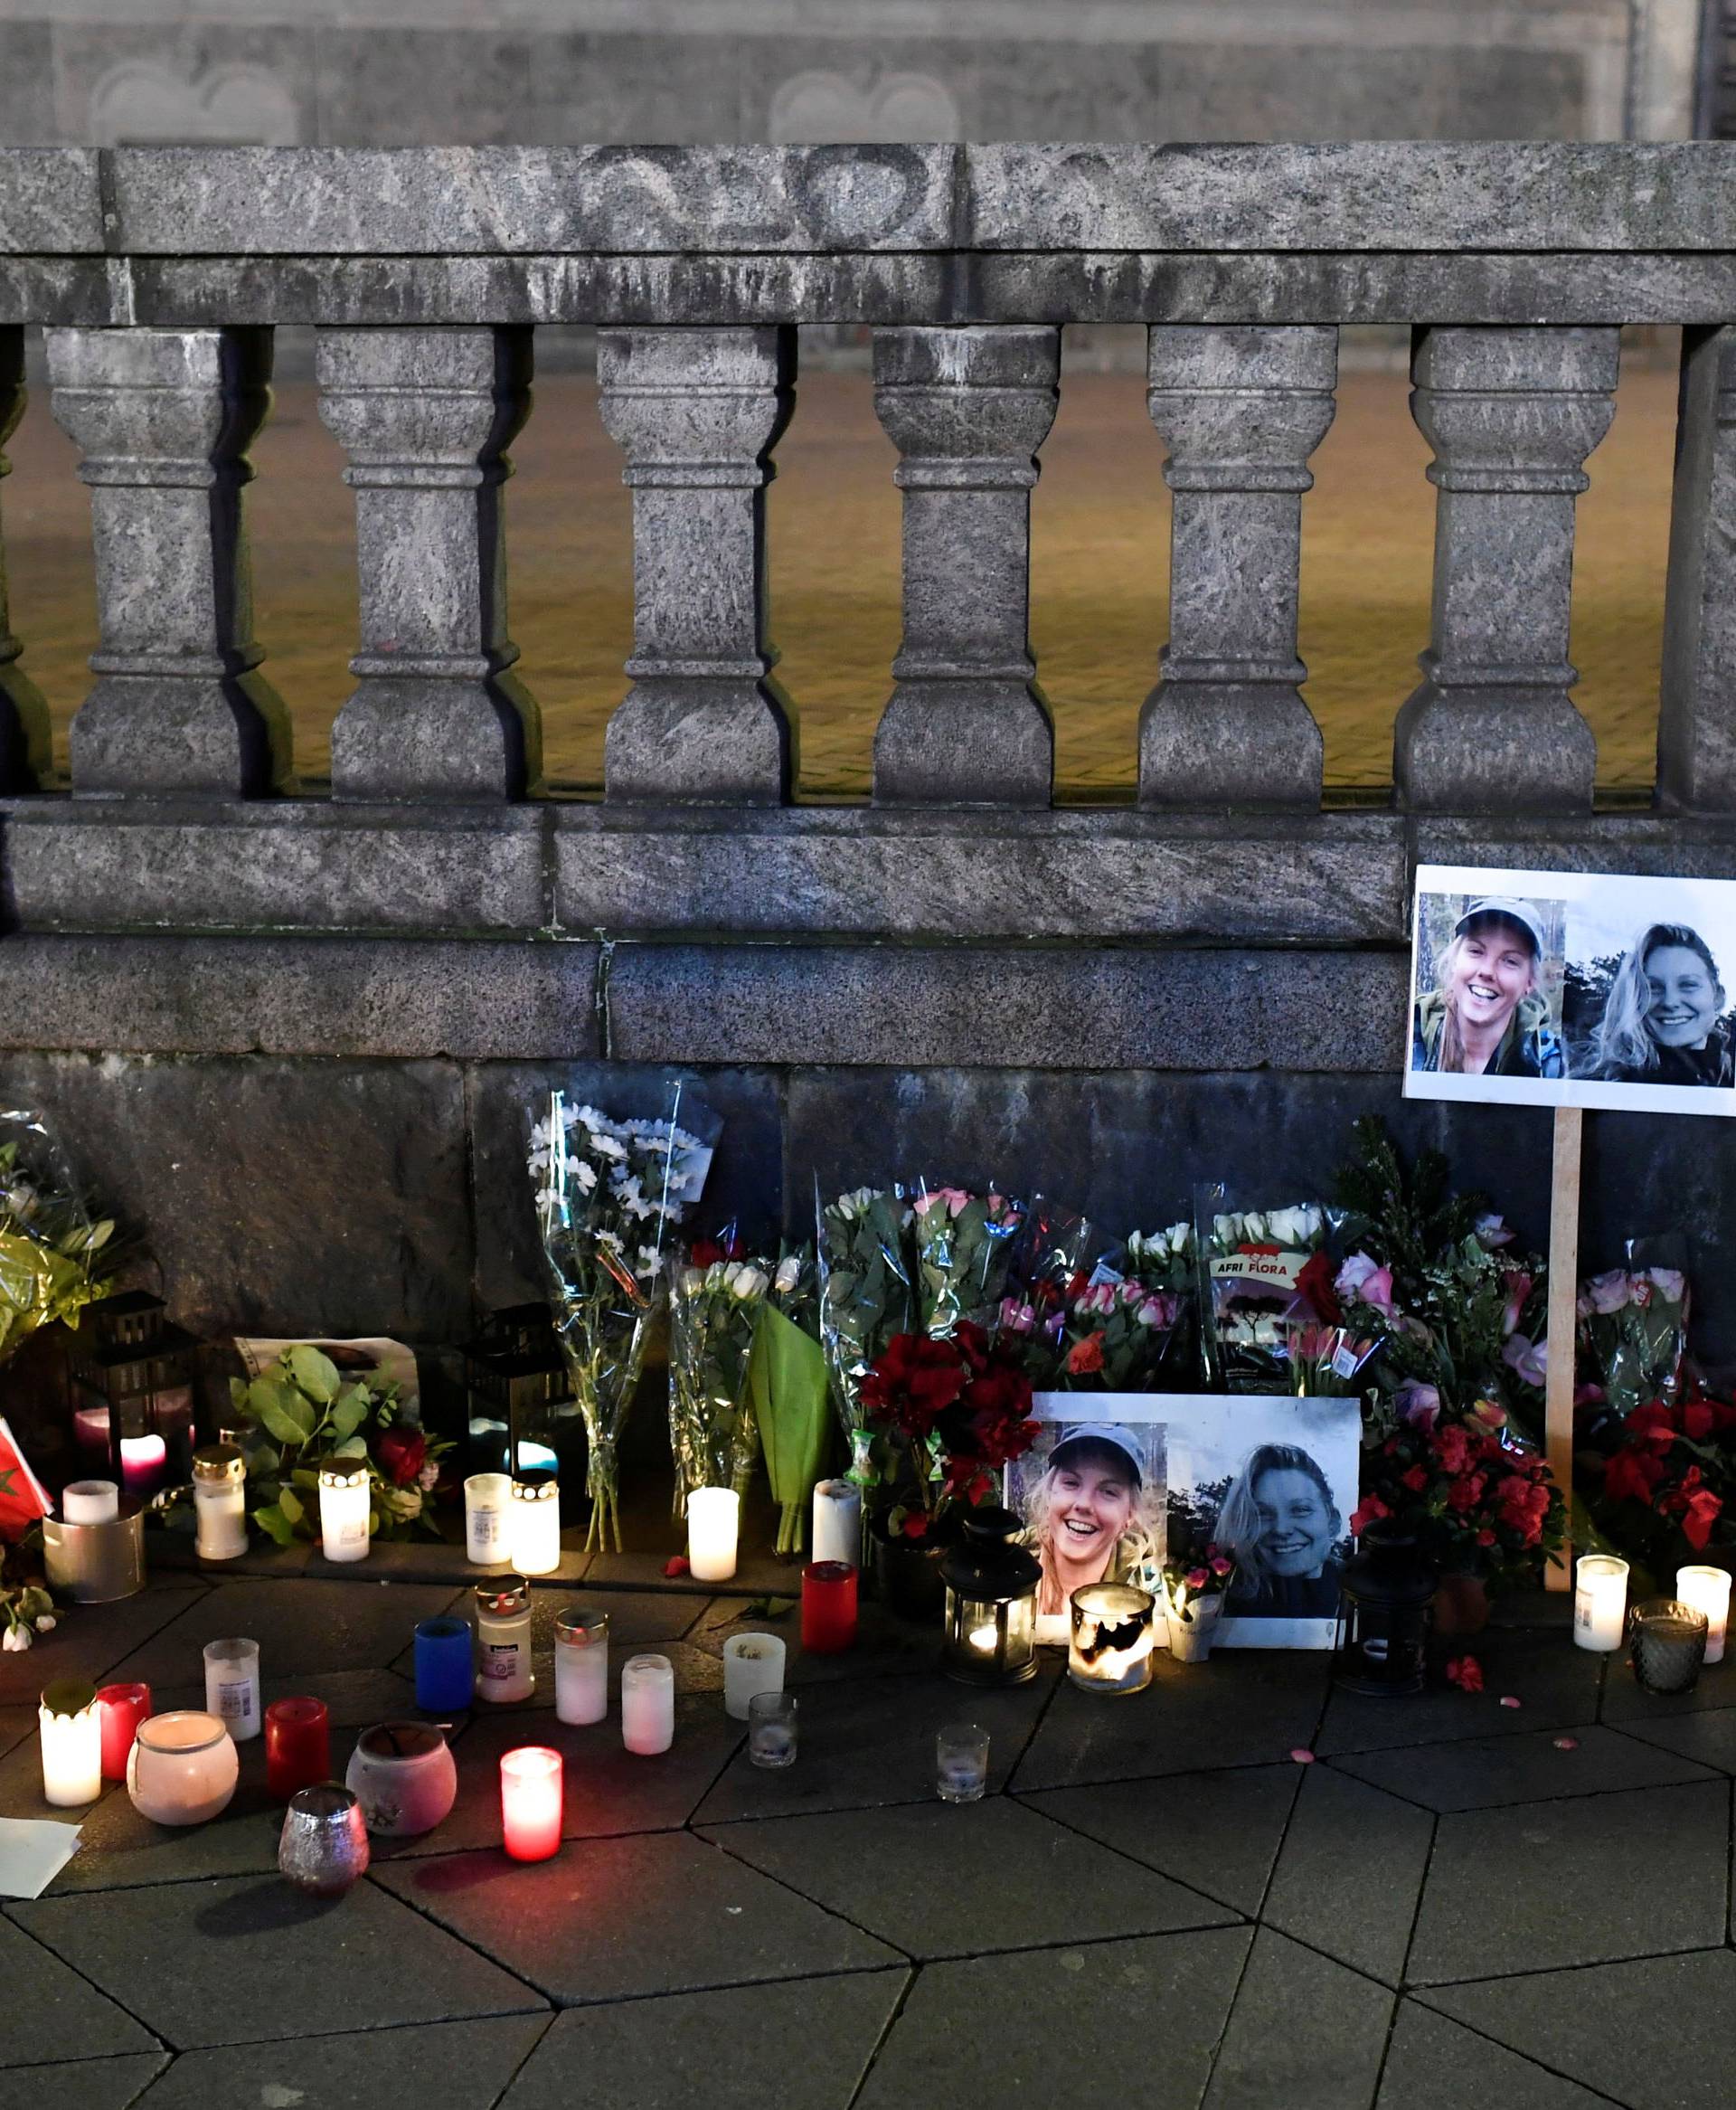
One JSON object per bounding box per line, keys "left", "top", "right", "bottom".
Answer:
{"left": 1543, "top": 1105, "right": 1583, "bottom": 1591}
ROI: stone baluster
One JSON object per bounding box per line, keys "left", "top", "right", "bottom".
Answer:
{"left": 598, "top": 327, "right": 795, "bottom": 804}
{"left": 1394, "top": 326, "right": 1618, "bottom": 812}
{"left": 46, "top": 326, "right": 288, "bottom": 797}
{"left": 1140, "top": 325, "right": 1335, "bottom": 809}
{"left": 317, "top": 326, "right": 538, "bottom": 801}
{"left": 1658, "top": 326, "right": 1736, "bottom": 811}
{"left": 0, "top": 327, "right": 49, "bottom": 790}
{"left": 872, "top": 326, "right": 1059, "bottom": 807}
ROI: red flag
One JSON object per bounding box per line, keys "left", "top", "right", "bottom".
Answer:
{"left": 0, "top": 1418, "right": 51, "bottom": 1542}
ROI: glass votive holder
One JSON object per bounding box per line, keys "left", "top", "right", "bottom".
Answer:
{"left": 278, "top": 1783, "right": 370, "bottom": 1899}
{"left": 748, "top": 1690, "right": 797, "bottom": 1769}
{"left": 1629, "top": 1597, "right": 1710, "bottom": 1695}
{"left": 936, "top": 1721, "right": 990, "bottom": 1804}
{"left": 1068, "top": 1583, "right": 1156, "bottom": 1695}
{"left": 264, "top": 1696, "right": 331, "bottom": 1802}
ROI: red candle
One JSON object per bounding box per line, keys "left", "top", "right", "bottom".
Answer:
{"left": 500, "top": 1746, "right": 562, "bottom": 1861}
{"left": 97, "top": 1682, "right": 152, "bottom": 1782}
{"left": 265, "top": 1696, "right": 331, "bottom": 1802}
{"left": 801, "top": 1560, "right": 858, "bottom": 1654}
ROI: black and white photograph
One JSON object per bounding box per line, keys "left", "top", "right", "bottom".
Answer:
{"left": 1165, "top": 1395, "right": 1362, "bottom": 1651}
{"left": 1405, "top": 864, "right": 1736, "bottom": 1116}
{"left": 1009, "top": 1402, "right": 1168, "bottom": 1646}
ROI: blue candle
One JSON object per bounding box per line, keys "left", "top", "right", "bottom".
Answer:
{"left": 414, "top": 1616, "right": 475, "bottom": 1713}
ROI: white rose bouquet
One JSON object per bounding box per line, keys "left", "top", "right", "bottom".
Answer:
{"left": 1199, "top": 1188, "right": 1339, "bottom": 1393}
{"left": 668, "top": 1235, "right": 772, "bottom": 1510}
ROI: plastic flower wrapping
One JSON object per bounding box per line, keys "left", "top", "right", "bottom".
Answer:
{"left": 816, "top": 1183, "right": 915, "bottom": 1456}
{"left": 1199, "top": 1188, "right": 1341, "bottom": 1394}
{"left": 1576, "top": 1245, "right": 1689, "bottom": 1420}
{"left": 911, "top": 1182, "right": 1024, "bottom": 1339}
{"left": 532, "top": 1088, "right": 716, "bottom": 1550}
{"left": 0, "top": 1111, "right": 115, "bottom": 1370}
{"left": 1000, "top": 1204, "right": 1199, "bottom": 1391}
{"left": 667, "top": 1231, "right": 770, "bottom": 1512}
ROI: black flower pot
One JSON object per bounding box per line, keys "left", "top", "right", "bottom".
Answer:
{"left": 870, "top": 1529, "right": 947, "bottom": 1620}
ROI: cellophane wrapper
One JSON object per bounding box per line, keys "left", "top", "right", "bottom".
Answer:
{"left": 911, "top": 1181, "right": 1024, "bottom": 1339}
{"left": 0, "top": 1109, "right": 114, "bottom": 1370}
{"left": 816, "top": 1183, "right": 915, "bottom": 1508}
{"left": 668, "top": 1245, "right": 770, "bottom": 1511}
{"left": 1198, "top": 1187, "right": 1338, "bottom": 1394}
{"left": 1578, "top": 1237, "right": 1690, "bottom": 1421}
{"left": 531, "top": 1088, "right": 715, "bottom": 1551}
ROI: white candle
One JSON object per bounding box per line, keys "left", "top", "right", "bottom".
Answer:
{"left": 193, "top": 1447, "right": 248, "bottom": 1561}
{"left": 686, "top": 1487, "right": 739, "bottom": 1583}
{"left": 510, "top": 1475, "right": 561, "bottom": 1576}
{"left": 475, "top": 1579, "right": 535, "bottom": 1703}
{"left": 203, "top": 1637, "right": 261, "bottom": 1742}
{"left": 465, "top": 1472, "right": 512, "bottom": 1565}
{"left": 1677, "top": 1565, "right": 1731, "bottom": 1665}
{"left": 40, "top": 1683, "right": 102, "bottom": 1807}
{"left": 722, "top": 1632, "right": 786, "bottom": 1721}
{"left": 811, "top": 1479, "right": 861, "bottom": 1567}
{"left": 1573, "top": 1554, "right": 1629, "bottom": 1652}
{"left": 553, "top": 1607, "right": 609, "bottom": 1726}
{"left": 621, "top": 1652, "right": 675, "bottom": 1755}
{"left": 318, "top": 1462, "right": 372, "bottom": 1564}
{"left": 62, "top": 1481, "right": 119, "bottom": 1526}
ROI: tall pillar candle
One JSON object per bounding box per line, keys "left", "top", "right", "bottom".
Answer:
{"left": 40, "top": 1679, "right": 102, "bottom": 1807}
{"left": 1676, "top": 1566, "right": 1731, "bottom": 1665}
{"left": 500, "top": 1745, "right": 562, "bottom": 1861}
{"left": 318, "top": 1461, "right": 372, "bottom": 1564}
{"left": 553, "top": 1606, "right": 609, "bottom": 1726}
{"left": 802, "top": 1560, "right": 858, "bottom": 1654}
{"left": 509, "top": 1472, "right": 561, "bottom": 1576}
{"left": 97, "top": 1681, "right": 152, "bottom": 1782}
{"left": 811, "top": 1479, "right": 861, "bottom": 1567}
{"left": 722, "top": 1632, "right": 786, "bottom": 1721}
{"left": 465, "top": 1471, "right": 512, "bottom": 1565}
{"left": 203, "top": 1637, "right": 261, "bottom": 1742}
{"left": 620, "top": 1652, "right": 675, "bottom": 1755}
{"left": 1573, "top": 1554, "right": 1629, "bottom": 1651}
{"left": 265, "top": 1696, "right": 330, "bottom": 1802}
{"left": 192, "top": 1445, "right": 248, "bottom": 1560}
{"left": 686, "top": 1487, "right": 739, "bottom": 1583}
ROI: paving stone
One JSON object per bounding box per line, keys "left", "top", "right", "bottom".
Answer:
{"left": 137, "top": 2016, "right": 552, "bottom": 2110}
{"left": 1423, "top": 1950, "right": 1736, "bottom": 2110}
{"left": 688, "top": 1596, "right": 939, "bottom": 1686}
{"left": 693, "top": 1665, "right": 1055, "bottom": 1824}
{"left": 1406, "top": 1781, "right": 1730, "bottom": 1985}
{"left": 1376, "top": 2001, "right": 1609, "bottom": 2109}
{"left": 105, "top": 1578, "right": 464, "bottom": 1686}
{"left": 12, "top": 1873, "right": 546, "bottom": 2048}
{"left": 373, "top": 1831, "right": 899, "bottom": 2003}
{"left": 1203, "top": 1928, "right": 1392, "bottom": 2109}
{"left": 1315, "top": 1633, "right": 1603, "bottom": 1756}
{"left": 0, "top": 1729, "right": 116, "bottom": 1823}
{"left": 0, "top": 1703, "right": 34, "bottom": 1760}
{"left": 1599, "top": 1650, "right": 1736, "bottom": 1724}
{"left": 497, "top": 1973, "right": 907, "bottom": 2110}
{"left": 50, "top": 1799, "right": 290, "bottom": 1897}
{"left": 855, "top": 1927, "right": 1252, "bottom": 2110}
{"left": 0, "top": 2056, "right": 168, "bottom": 2110}
{"left": 1018, "top": 1763, "right": 1300, "bottom": 1916}
{"left": 1614, "top": 1708, "right": 1736, "bottom": 1774}
{"left": 306, "top": 1538, "right": 588, "bottom": 1587}
{"left": 701, "top": 1796, "right": 1239, "bottom": 1961}
{"left": 366, "top": 1693, "right": 741, "bottom": 1860}
{"left": 0, "top": 1587, "right": 210, "bottom": 1707}
{"left": 1012, "top": 1648, "right": 1329, "bottom": 1791}
{"left": 1334, "top": 1723, "right": 1720, "bottom": 1812}
{"left": 1262, "top": 1765, "right": 1433, "bottom": 1987}
{"left": 0, "top": 1916, "right": 161, "bottom": 2064}
{"left": 585, "top": 1547, "right": 795, "bottom": 1596}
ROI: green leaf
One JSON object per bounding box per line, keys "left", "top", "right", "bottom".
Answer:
{"left": 290, "top": 1468, "right": 321, "bottom": 1490}
{"left": 288, "top": 1345, "right": 342, "bottom": 1405}
{"left": 329, "top": 1392, "right": 369, "bottom": 1443}
{"left": 228, "top": 1376, "right": 251, "bottom": 1414}
{"left": 251, "top": 1502, "right": 297, "bottom": 1547}
{"left": 251, "top": 1377, "right": 316, "bottom": 1448}
{"left": 331, "top": 1434, "right": 369, "bottom": 1460}
{"left": 277, "top": 1487, "right": 305, "bottom": 1526}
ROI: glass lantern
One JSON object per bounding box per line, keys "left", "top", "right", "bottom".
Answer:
{"left": 939, "top": 1506, "right": 1041, "bottom": 1686}
{"left": 462, "top": 1302, "right": 581, "bottom": 1508}
{"left": 1334, "top": 1524, "right": 1437, "bottom": 1697}
{"left": 66, "top": 1291, "right": 202, "bottom": 1499}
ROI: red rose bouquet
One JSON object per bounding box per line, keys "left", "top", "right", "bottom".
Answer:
{"left": 1576, "top": 1391, "right": 1736, "bottom": 1580}
{"left": 1354, "top": 1395, "right": 1562, "bottom": 1587}
{"left": 859, "top": 1320, "right": 1040, "bottom": 1542}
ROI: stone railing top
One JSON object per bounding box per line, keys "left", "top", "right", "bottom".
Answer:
{"left": 9, "top": 143, "right": 1736, "bottom": 259}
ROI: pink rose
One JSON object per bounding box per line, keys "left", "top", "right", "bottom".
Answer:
{"left": 1475, "top": 1215, "right": 1514, "bottom": 1249}
{"left": 1184, "top": 1566, "right": 1209, "bottom": 1591}
{"left": 1395, "top": 1380, "right": 1440, "bottom": 1432}
{"left": 1503, "top": 1333, "right": 1548, "bottom": 1387}
{"left": 1501, "top": 1270, "right": 1533, "bottom": 1339}
{"left": 1335, "top": 1253, "right": 1395, "bottom": 1318}
{"left": 1586, "top": 1270, "right": 1632, "bottom": 1317}
{"left": 1647, "top": 1268, "right": 1686, "bottom": 1305}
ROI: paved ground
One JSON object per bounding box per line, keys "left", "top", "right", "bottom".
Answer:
{"left": 2, "top": 1569, "right": 1733, "bottom": 2108}
{"left": 3, "top": 337, "right": 1677, "bottom": 797}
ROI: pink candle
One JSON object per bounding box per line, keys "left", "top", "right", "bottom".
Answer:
{"left": 119, "top": 1434, "right": 167, "bottom": 1497}
{"left": 500, "top": 1746, "right": 562, "bottom": 1862}
{"left": 97, "top": 1682, "right": 152, "bottom": 1782}
{"left": 73, "top": 1406, "right": 111, "bottom": 1465}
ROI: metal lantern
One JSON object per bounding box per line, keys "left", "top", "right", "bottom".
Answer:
{"left": 939, "top": 1506, "right": 1041, "bottom": 1686}
{"left": 66, "top": 1292, "right": 202, "bottom": 1500}
{"left": 1334, "top": 1524, "right": 1437, "bottom": 1697}
{"left": 461, "top": 1302, "right": 580, "bottom": 1501}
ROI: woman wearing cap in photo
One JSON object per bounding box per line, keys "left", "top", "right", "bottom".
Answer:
{"left": 1022, "top": 1424, "right": 1159, "bottom": 1621}
{"left": 1216, "top": 1443, "right": 1344, "bottom": 1618}
{"left": 1412, "top": 896, "right": 1566, "bottom": 1080}
{"left": 1588, "top": 923, "right": 1736, "bottom": 1088}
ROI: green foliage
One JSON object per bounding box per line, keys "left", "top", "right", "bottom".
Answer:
{"left": 1334, "top": 1114, "right": 1486, "bottom": 1294}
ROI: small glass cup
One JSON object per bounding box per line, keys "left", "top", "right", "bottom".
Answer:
{"left": 936, "top": 1721, "right": 989, "bottom": 1803}
{"left": 748, "top": 1690, "right": 797, "bottom": 1770}
{"left": 1629, "top": 1597, "right": 1710, "bottom": 1695}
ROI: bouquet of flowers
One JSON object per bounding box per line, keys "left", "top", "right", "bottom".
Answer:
{"left": 816, "top": 1183, "right": 915, "bottom": 1452}
{"left": 1161, "top": 1542, "right": 1236, "bottom": 1628}
{"left": 1199, "top": 1190, "right": 1339, "bottom": 1392}
{"left": 1043, "top": 1272, "right": 1194, "bottom": 1390}
{"left": 1577, "top": 1262, "right": 1689, "bottom": 1420}
{"left": 0, "top": 1112, "right": 115, "bottom": 1370}
{"left": 668, "top": 1233, "right": 771, "bottom": 1511}
{"left": 1122, "top": 1223, "right": 1199, "bottom": 1384}
{"left": 912, "top": 1182, "right": 1024, "bottom": 1339}
{"left": 1354, "top": 1393, "right": 1563, "bottom": 1587}
{"left": 858, "top": 1320, "right": 1040, "bottom": 1544}
{"left": 231, "top": 1344, "right": 452, "bottom": 1547}
{"left": 748, "top": 1245, "right": 831, "bottom": 1556}
{"left": 1575, "top": 1392, "right": 1736, "bottom": 1580}
{"left": 532, "top": 1089, "right": 714, "bottom": 1551}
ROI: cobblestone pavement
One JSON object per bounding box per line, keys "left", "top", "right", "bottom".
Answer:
{"left": 2, "top": 1572, "right": 1729, "bottom": 2109}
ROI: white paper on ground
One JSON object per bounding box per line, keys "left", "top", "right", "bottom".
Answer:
{"left": 0, "top": 1815, "right": 81, "bottom": 1897}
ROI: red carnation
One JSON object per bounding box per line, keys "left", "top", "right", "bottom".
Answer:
{"left": 375, "top": 1425, "right": 427, "bottom": 1489}
{"left": 1684, "top": 1488, "right": 1723, "bottom": 1550}
{"left": 1349, "top": 1494, "right": 1390, "bottom": 1535}
{"left": 1445, "top": 1654, "right": 1484, "bottom": 1694}
{"left": 1605, "top": 1446, "right": 1665, "bottom": 1506}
